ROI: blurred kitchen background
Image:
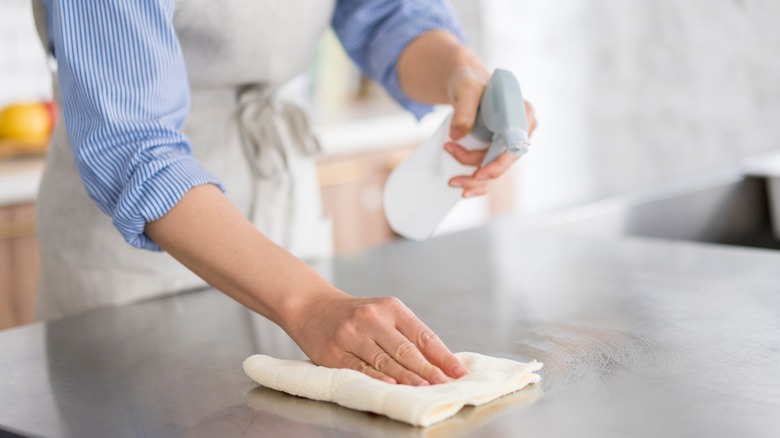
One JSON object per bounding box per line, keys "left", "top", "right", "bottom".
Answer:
{"left": 1, "top": 0, "right": 779, "bottom": 329}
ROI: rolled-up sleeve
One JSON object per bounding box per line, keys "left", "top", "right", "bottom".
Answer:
{"left": 45, "top": 0, "right": 224, "bottom": 251}
{"left": 332, "top": 0, "right": 466, "bottom": 119}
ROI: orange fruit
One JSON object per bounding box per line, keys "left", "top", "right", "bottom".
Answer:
{"left": 0, "top": 103, "right": 53, "bottom": 145}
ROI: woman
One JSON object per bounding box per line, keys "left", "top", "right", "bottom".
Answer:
{"left": 33, "top": 0, "right": 537, "bottom": 386}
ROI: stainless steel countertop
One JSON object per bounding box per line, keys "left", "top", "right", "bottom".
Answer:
{"left": 2, "top": 218, "right": 780, "bottom": 437}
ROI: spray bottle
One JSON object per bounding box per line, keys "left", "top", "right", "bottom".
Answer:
{"left": 383, "top": 69, "right": 530, "bottom": 241}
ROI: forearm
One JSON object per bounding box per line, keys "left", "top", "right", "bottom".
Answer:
{"left": 145, "top": 184, "right": 467, "bottom": 385}
{"left": 144, "top": 184, "right": 344, "bottom": 329}
{"left": 397, "top": 30, "right": 489, "bottom": 106}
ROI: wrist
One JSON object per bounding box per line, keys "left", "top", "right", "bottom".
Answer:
{"left": 398, "top": 30, "right": 488, "bottom": 105}
{"left": 276, "top": 277, "right": 349, "bottom": 339}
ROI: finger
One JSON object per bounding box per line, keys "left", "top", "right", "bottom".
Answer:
{"left": 463, "top": 186, "right": 489, "bottom": 198}
{"left": 448, "top": 176, "right": 488, "bottom": 191}
{"left": 343, "top": 353, "right": 398, "bottom": 385}
{"left": 353, "top": 340, "right": 429, "bottom": 386}
{"left": 474, "top": 152, "right": 517, "bottom": 180}
{"left": 449, "top": 78, "right": 484, "bottom": 140}
{"left": 394, "top": 312, "right": 469, "bottom": 379}
{"left": 444, "top": 142, "right": 486, "bottom": 167}
{"left": 524, "top": 100, "right": 538, "bottom": 137}
{"left": 373, "top": 329, "right": 449, "bottom": 385}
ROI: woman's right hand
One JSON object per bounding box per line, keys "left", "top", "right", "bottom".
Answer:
{"left": 145, "top": 186, "right": 463, "bottom": 385}
{"left": 285, "top": 291, "right": 469, "bottom": 385}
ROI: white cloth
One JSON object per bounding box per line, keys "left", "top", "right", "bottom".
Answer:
{"left": 243, "top": 352, "right": 543, "bottom": 427}
{"left": 245, "top": 383, "right": 543, "bottom": 438}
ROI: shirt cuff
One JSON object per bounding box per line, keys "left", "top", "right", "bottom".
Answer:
{"left": 112, "top": 155, "right": 225, "bottom": 251}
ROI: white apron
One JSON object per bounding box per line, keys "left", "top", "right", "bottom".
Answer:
{"left": 33, "top": 0, "right": 335, "bottom": 320}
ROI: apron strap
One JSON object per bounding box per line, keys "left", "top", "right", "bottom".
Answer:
{"left": 235, "top": 84, "right": 322, "bottom": 226}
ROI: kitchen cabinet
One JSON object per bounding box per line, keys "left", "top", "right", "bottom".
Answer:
{"left": 318, "top": 146, "right": 412, "bottom": 254}
{"left": 0, "top": 202, "right": 38, "bottom": 330}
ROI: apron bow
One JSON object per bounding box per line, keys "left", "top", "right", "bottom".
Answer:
{"left": 236, "top": 84, "right": 321, "bottom": 180}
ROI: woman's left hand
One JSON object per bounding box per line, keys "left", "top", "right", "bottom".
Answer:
{"left": 444, "top": 69, "right": 538, "bottom": 198}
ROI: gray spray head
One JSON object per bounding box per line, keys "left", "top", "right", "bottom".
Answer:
{"left": 470, "top": 69, "right": 531, "bottom": 166}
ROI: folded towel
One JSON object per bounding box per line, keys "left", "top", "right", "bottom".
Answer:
{"left": 242, "top": 352, "right": 543, "bottom": 427}
{"left": 245, "top": 381, "right": 543, "bottom": 438}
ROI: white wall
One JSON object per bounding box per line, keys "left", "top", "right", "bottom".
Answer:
{"left": 0, "top": 0, "right": 51, "bottom": 108}
{"left": 482, "top": 0, "right": 780, "bottom": 215}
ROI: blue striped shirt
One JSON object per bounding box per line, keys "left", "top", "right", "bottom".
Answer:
{"left": 42, "top": 0, "right": 465, "bottom": 251}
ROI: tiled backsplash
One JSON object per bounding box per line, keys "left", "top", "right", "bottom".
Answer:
{"left": 0, "top": 0, "right": 52, "bottom": 108}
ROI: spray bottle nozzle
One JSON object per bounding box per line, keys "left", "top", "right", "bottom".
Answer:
{"left": 499, "top": 127, "right": 531, "bottom": 158}
{"left": 473, "top": 69, "right": 531, "bottom": 166}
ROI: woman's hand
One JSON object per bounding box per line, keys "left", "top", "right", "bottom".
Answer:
{"left": 397, "top": 30, "right": 537, "bottom": 198}
{"left": 286, "top": 290, "right": 469, "bottom": 386}
{"left": 147, "top": 185, "right": 465, "bottom": 386}
{"left": 446, "top": 68, "right": 538, "bottom": 198}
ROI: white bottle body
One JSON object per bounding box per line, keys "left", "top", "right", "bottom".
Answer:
{"left": 383, "top": 113, "right": 491, "bottom": 240}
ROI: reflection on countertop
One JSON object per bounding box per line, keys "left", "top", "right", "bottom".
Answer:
{"left": 237, "top": 382, "right": 542, "bottom": 438}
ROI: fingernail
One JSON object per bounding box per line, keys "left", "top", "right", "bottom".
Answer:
{"left": 476, "top": 174, "right": 489, "bottom": 181}
{"left": 451, "top": 129, "right": 463, "bottom": 139}
{"left": 463, "top": 191, "right": 473, "bottom": 198}
{"left": 431, "top": 372, "right": 448, "bottom": 385}
{"left": 384, "top": 377, "right": 397, "bottom": 384}
{"left": 444, "top": 144, "right": 454, "bottom": 153}
{"left": 449, "top": 181, "right": 462, "bottom": 188}
{"left": 453, "top": 364, "right": 469, "bottom": 377}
